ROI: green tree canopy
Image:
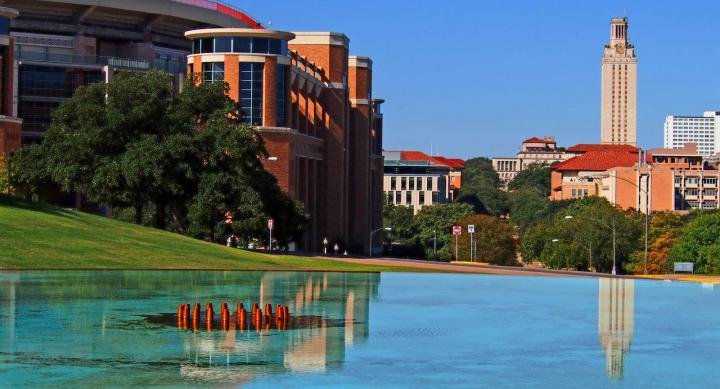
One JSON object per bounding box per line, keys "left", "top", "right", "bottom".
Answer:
{"left": 455, "top": 214, "right": 518, "bottom": 265}
{"left": 669, "top": 212, "right": 720, "bottom": 273}
{"left": 458, "top": 157, "right": 508, "bottom": 215}
{"left": 507, "top": 162, "right": 552, "bottom": 195}
{"left": 10, "top": 71, "right": 306, "bottom": 246}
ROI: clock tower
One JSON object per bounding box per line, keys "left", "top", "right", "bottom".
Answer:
{"left": 600, "top": 17, "right": 637, "bottom": 145}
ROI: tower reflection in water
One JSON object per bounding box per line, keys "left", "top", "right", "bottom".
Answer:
{"left": 179, "top": 272, "right": 379, "bottom": 383}
{"left": 598, "top": 278, "right": 634, "bottom": 380}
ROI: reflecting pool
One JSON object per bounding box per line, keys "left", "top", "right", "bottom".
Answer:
{"left": 1, "top": 271, "right": 719, "bottom": 388}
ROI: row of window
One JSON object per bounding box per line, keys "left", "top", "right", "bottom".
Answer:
{"left": 570, "top": 189, "right": 589, "bottom": 199}
{"left": 684, "top": 189, "right": 717, "bottom": 196}
{"left": 677, "top": 177, "right": 719, "bottom": 185}
{"left": 389, "top": 176, "right": 436, "bottom": 191}
{"left": 386, "top": 191, "right": 440, "bottom": 206}
{"left": 192, "top": 37, "right": 288, "bottom": 56}
{"left": 193, "top": 62, "right": 289, "bottom": 127}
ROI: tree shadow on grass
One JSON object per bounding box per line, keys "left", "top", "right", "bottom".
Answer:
{"left": 0, "top": 194, "right": 81, "bottom": 219}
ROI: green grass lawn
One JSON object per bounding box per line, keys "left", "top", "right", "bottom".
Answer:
{"left": 0, "top": 195, "right": 419, "bottom": 272}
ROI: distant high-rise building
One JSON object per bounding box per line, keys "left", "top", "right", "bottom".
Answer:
{"left": 601, "top": 17, "right": 637, "bottom": 146}
{"left": 664, "top": 112, "right": 720, "bottom": 156}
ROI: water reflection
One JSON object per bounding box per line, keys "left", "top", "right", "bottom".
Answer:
{"left": 176, "top": 272, "right": 379, "bottom": 383}
{"left": 598, "top": 278, "right": 635, "bottom": 380}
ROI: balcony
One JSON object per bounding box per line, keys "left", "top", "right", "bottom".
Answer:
{"left": 16, "top": 50, "right": 187, "bottom": 73}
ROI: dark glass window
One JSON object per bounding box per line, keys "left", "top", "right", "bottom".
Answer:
{"left": 214, "top": 37, "right": 232, "bottom": 52}
{"left": 19, "top": 100, "right": 61, "bottom": 135}
{"left": 234, "top": 37, "right": 252, "bottom": 52}
{"left": 192, "top": 39, "right": 200, "bottom": 54}
{"left": 269, "top": 39, "right": 280, "bottom": 54}
{"left": 199, "top": 38, "right": 213, "bottom": 53}
{"left": 19, "top": 65, "right": 103, "bottom": 99}
{"left": 417, "top": 177, "right": 423, "bottom": 191}
{"left": 409, "top": 177, "right": 415, "bottom": 191}
{"left": 202, "top": 62, "right": 224, "bottom": 82}
{"left": 395, "top": 191, "right": 401, "bottom": 204}
{"left": 390, "top": 177, "right": 396, "bottom": 190}
{"left": 419, "top": 191, "right": 425, "bottom": 205}
{"left": 239, "top": 62, "right": 264, "bottom": 126}
{"left": 427, "top": 177, "right": 433, "bottom": 191}
{"left": 0, "top": 18, "right": 10, "bottom": 35}
{"left": 276, "top": 65, "right": 287, "bottom": 127}
{"left": 280, "top": 40, "right": 288, "bottom": 55}
{"left": 401, "top": 177, "right": 407, "bottom": 190}
{"left": 406, "top": 191, "right": 412, "bottom": 205}
{"left": 252, "top": 38, "right": 268, "bottom": 53}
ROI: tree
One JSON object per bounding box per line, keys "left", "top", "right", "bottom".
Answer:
{"left": 0, "top": 153, "right": 9, "bottom": 194}
{"left": 507, "top": 162, "right": 551, "bottom": 195}
{"left": 413, "top": 202, "right": 474, "bottom": 260}
{"left": 456, "top": 214, "right": 518, "bottom": 265}
{"left": 520, "top": 197, "right": 642, "bottom": 272}
{"left": 458, "top": 157, "right": 508, "bottom": 215}
{"left": 10, "top": 71, "right": 307, "bottom": 246}
{"left": 669, "top": 212, "right": 720, "bottom": 274}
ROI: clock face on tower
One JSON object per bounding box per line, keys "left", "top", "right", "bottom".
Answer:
{"left": 615, "top": 44, "right": 626, "bottom": 54}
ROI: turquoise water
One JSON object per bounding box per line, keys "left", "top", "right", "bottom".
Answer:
{"left": 0, "top": 271, "right": 719, "bottom": 388}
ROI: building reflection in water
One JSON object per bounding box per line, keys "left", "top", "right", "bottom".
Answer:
{"left": 179, "top": 272, "right": 379, "bottom": 383}
{"left": 598, "top": 278, "right": 634, "bottom": 380}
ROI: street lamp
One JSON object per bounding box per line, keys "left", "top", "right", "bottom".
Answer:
{"left": 551, "top": 238, "right": 593, "bottom": 272}
{"left": 369, "top": 227, "right": 392, "bottom": 257}
{"left": 565, "top": 215, "right": 617, "bottom": 275}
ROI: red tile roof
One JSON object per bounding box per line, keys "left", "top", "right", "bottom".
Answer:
{"left": 522, "top": 137, "right": 555, "bottom": 144}
{"left": 398, "top": 151, "right": 465, "bottom": 169}
{"left": 553, "top": 144, "right": 641, "bottom": 171}
{"left": 565, "top": 144, "right": 640, "bottom": 153}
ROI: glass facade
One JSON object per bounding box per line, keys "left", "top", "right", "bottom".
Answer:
{"left": 192, "top": 37, "right": 288, "bottom": 55}
{"left": 18, "top": 100, "right": 60, "bottom": 135}
{"left": 239, "top": 62, "right": 264, "bottom": 126}
{"left": 0, "top": 17, "right": 9, "bottom": 35}
{"left": 202, "top": 62, "right": 224, "bottom": 83}
{"left": 18, "top": 65, "right": 104, "bottom": 141}
{"left": 20, "top": 65, "right": 103, "bottom": 98}
{"left": 276, "top": 65, "right": 287, "bottom": 127}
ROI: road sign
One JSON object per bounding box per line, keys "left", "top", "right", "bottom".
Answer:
{"left": 268, "top": 219, "right": 274, "bottom": 230}
{"left": 468, "top": 225, "right": 475, "bottom": 234}
{"left": 452, "top": 225, "right": 462, "bottom": 235}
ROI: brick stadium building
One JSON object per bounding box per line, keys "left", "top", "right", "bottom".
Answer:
{"left": 0, "top": 1, "right": 385, "bottom": 254}
{"left": 186, "top": 29, "right": 384, "bottom": 253}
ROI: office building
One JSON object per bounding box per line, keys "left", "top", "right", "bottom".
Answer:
{"left": 186, "top": 28, "right": 384, "bottom": 253}
{"left": 550, "top": 142, "right": 720, "bottom": 212}
{"left": 600, "top": 17, "right": 637, "bottom": 145}
{"left": 0, "top": 7, "right": 21, "bottom": 156}
{"left": 492, "top": 136, "right": 570, "bottom": 186}
{"left": 663, "top": 111, "right": 720, "bottom": 156}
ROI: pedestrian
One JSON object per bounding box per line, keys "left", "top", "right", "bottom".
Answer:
{"left": 333, "top": 243, "right": 339, "bottom": 255}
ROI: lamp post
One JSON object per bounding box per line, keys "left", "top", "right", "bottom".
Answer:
{"left": 565, "top": 215, "right": 616, "bottom": 275}
{"left": 552, "top": 238, "right": 593, "bottom": 272}
{"left": 369, "top": 227, "right": 392, "bottom": 257}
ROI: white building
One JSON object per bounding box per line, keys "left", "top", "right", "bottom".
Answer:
{"left": 663, "top": 111, "right": 720, "bottom": 156}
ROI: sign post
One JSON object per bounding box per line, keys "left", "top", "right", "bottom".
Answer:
{"left": 468, "top": 224, "right": 475, "bottom": 262}
{"left": 267, "top": 218, "right": 274, "bottom": 251}
{"left": 323, "top": 237, "right": 328, "bottom": 255}
{"left": 452, "top": 225, "right": 462, "bottom": 260}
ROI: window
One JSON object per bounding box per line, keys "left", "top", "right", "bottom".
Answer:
{"left": 390, "top": 177, "right": 397, "bottom": 190}
{"left": 419, "top": 191, "right": 425, "bottom": 205}
{"left": 704, "top": 189, "right": 716, "bottom": 197}
{"left": 686, "top": 189, "right": 699, "bottom": 196}
{"left": 214, "top": 37, "right": 232, "bottom": 52}
{"left": 703, "top": 177, "right": 717, "bottom": 185}
{"left": 409, "top": 177, "right": 415, "bottom": 191}
{"left": 401, "top": 177, "right": 407, "bottom": 190}
{"left": 572, "top": 189, "right": 577, "bottom": 198}
{"left": 387, "top": 191, "right": 393, "bottom": 204}
{"left": 427, "top": 177, "right": 433, "bottom": 191}
{"left": 583, "top": 189, "right": 588, "bottom": 198}
{"left": 432, "top": 191, "right": 439, "bottom": 204}
{"left": 276, "top": 65, "right": 287, "bottom": 127}
{"left": 395, "top": 191, "right": 401, "bottom": 205}
{"left": 233, "top": 37, "right": 252, "bottom": 52}
{"left": 406, "top": 191, "right": 412, "bottom": 205}
{"left": 417, "top": 177, "right": 423, "bottom": 191}
{"left": 199, "top": 38, "right": 213, "bottom": 53}
{"left": 239, "top": 62, "right": 264, "bottom": 125}
{"left": 202, "top": 62, "right": 224, "bottom": 83}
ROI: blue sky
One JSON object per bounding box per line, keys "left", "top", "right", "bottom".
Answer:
{"left": 231, "top": 0, "right": 720, "bottom": 159}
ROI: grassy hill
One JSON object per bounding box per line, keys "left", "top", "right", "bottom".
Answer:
{"left": 0, "top": 195, "right": 414, "bottom": 271}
